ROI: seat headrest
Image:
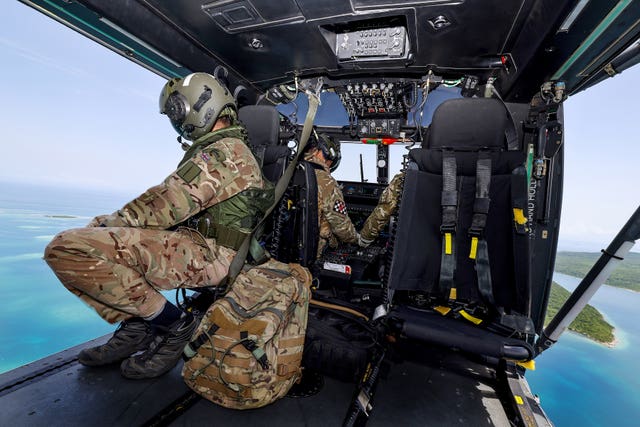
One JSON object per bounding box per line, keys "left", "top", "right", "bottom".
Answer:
{"left": 425, "top": 98, "right": 509, "bottom": 149}
{"left": 238, "top": 105, "right": 280, "bottom": 146}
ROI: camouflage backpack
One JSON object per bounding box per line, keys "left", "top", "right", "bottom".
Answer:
{"left": 182, "top": 259, "right": 311, "bottom": 409}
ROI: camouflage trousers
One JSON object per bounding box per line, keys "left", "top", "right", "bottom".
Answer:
{"left": 44, "top": 227, "right": 236, "bottom": 324}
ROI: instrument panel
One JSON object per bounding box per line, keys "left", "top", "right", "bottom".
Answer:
{"left": 337, "top": 82, "right": 407, "bottom": 118}
{"left": 316, "top": 180, "right": 389, "bottom": 295}
{"left": 341, "top": 180, "right": 386, "bottom": 201}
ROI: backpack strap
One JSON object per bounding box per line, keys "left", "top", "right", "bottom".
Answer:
{"left": 240, "top": 331, "right": 270, "bottom": 370}
{"left": 183, "top": 323, "right": 220, "bottom": 360}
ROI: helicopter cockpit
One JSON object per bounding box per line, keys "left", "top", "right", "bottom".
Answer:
{"left": 223, "top": 68, "right": 565, "bottom": 413}
{"left": 4, "top": 1, "right": 640, "bottom": 425}
{"left": 234, "top": 68, "right": 563, "bottom": 326}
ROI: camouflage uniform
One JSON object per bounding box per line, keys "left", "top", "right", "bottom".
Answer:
{"left": 45, "top": 126, "right": 271, "bottom": 324}
{"left": 304, "top": 153, "right": 359, "bottom": 256}
{"left": 360, "top": 171, "right": 405, "bottom": 242}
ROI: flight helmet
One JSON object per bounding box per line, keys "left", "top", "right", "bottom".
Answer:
{"left": 159, "top": 72, "right": 236, "bottom": 141}
{"left": 315, "top": 133, "right": 342, "bottom": 172}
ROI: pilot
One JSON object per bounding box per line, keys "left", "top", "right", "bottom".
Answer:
{"left": 304, "top": 133, "right": 365, "bottom": 255}
{"left": 359, "top": 171, "right": 405, "bottom": 246}
{"left": 44, "top": 72, "right": 273, "bottom": 379}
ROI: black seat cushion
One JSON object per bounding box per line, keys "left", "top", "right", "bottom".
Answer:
{"left": 238, "top": 105, "right": 289, "bottom": 183}
{"left": 426, "top": 98, "right": 513, "bottom": 150}
{"left": 239, "top": 105, "right": 280, "bottom": 147}
{"left": 391, "top": 306, "right": 534, "bottom": 361}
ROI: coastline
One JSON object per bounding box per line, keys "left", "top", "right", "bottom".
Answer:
{"left": 552, "top": 272, "right": 619, "bottom": 349}
{"left": 569, "top": 329, "right": 618, "bottom": 348}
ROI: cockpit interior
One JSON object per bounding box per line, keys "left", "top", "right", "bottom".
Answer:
{"left": 4, "top": 1, "right": 640, "bottom": 426}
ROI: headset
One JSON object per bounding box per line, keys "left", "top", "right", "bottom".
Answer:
{"left": 311, "top": 132, "right": 341, "bottom": 172}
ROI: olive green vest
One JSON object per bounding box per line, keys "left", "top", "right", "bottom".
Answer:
{"left": 180, "top": 126, "right": 275, "bottom": 250}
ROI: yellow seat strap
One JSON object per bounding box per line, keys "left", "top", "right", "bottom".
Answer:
{"left": 459, "top": 309, "right": 483, "bottom": 325}
{"left": 469, "top": 236, "right": 478, "bottom": 259}
{"left": 516, "top": 359, "right": 536, "bottom": 370}
{"left": 434, "top": 305, "right": 452, "bottom": 316}
{"left": 445, "top": 232, "right": 452, "bottom": 255}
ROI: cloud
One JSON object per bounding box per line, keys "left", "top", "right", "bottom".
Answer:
{"left": 0, "top": 253, "right": 43, "bottom": 263}
{"left": 0, "top": 36, "right": 87, "bottom": 78}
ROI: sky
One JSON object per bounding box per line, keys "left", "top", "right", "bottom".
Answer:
{"left": 1, "top": 1, "right": 639, "bottom": 253}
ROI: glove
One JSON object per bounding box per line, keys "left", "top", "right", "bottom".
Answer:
{"left": 87, "top": 215, "right": 107, "bottom": 227}
{"left": 357, "top": 233, "right": 374, "bottom": 248}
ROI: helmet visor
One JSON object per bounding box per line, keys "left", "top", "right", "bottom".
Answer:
{"left": 163, "top": 91, "right": 190, "bottom": 133}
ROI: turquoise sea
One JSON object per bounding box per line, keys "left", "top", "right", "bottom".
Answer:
{"left": 1, "top": 182, "right": 639, "bottom": 426}
{"left": 528, "top": 273, "right": 640, "bottom": 427}
{"left": 0, "top": 182, "right": 127, "bottom": 373}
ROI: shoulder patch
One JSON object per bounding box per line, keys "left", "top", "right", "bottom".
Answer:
{"left": 176, "top": 160, "right": 201, "bottom": 183}
{"left": 333, "top": 200, "right": 348, "bottom": 215}
{"left": 202, "top": 146, "right": 227, "bottom": 163}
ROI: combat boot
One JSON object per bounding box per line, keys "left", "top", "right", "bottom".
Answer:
{"left": 78, "top": 318, "right": 154, "bottom": 366}
{"left": 120, "top": 315, "right": 197, "bottom": 379}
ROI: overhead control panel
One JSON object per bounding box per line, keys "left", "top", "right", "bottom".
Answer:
{"left": 336, "top": 80, "right": 410, "bottom": 137}
{"left": 336, "top": 27, "right": 407, "bottom": 60}
{"left": 338, "top": 82, "right": 407, "bottom": 118}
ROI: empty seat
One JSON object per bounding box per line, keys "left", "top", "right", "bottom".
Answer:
{"left": 387, "top": 98, "right": 534, "bottom": 361}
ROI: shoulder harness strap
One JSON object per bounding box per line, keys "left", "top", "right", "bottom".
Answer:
{"left": 468, "top": 153, "right": 495, "bottom": 307}
{"left": 439, "top": 151, "right": 458, "bottom": 301}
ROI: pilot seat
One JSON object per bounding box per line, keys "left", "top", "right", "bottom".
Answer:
{"left": 238, "top": 105, "right": 290, "bottom": 184}
{"left": 238, "top": 105, "right": 319, "bottom": 268}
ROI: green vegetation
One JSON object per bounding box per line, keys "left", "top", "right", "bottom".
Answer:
{"left": 545, "top": 282, "right": 615, "bottom": 345}
{"left": 555, "top": 251, "right": 640, "bottom": 292}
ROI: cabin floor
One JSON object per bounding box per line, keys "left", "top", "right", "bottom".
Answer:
{"left": 0, "top": 335, "right": 517, "bottom": 426}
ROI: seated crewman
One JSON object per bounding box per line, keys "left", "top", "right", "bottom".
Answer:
{"left": 303, "top": 133, "right": 364, "bottom": 256}
{"left": 44, "top": 73, "right": 274, "bottom": 379}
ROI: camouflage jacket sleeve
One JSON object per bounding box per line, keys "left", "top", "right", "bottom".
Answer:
{"left": 317, "top": 169, "right": 359, "bottom": 244}
{"left": 360, "top": 171, "right": 405, "bottom": 241}
{"left": 94, "top": 138, "right": 264, "bottom": 229}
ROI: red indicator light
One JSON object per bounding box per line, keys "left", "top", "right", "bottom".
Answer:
{"left": 361, "top": 138, "right": 399, "bottom": 145}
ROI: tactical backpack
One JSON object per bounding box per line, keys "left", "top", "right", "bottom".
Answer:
{"left": 182, "top": 259, "right": 311, "bottom": 409}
